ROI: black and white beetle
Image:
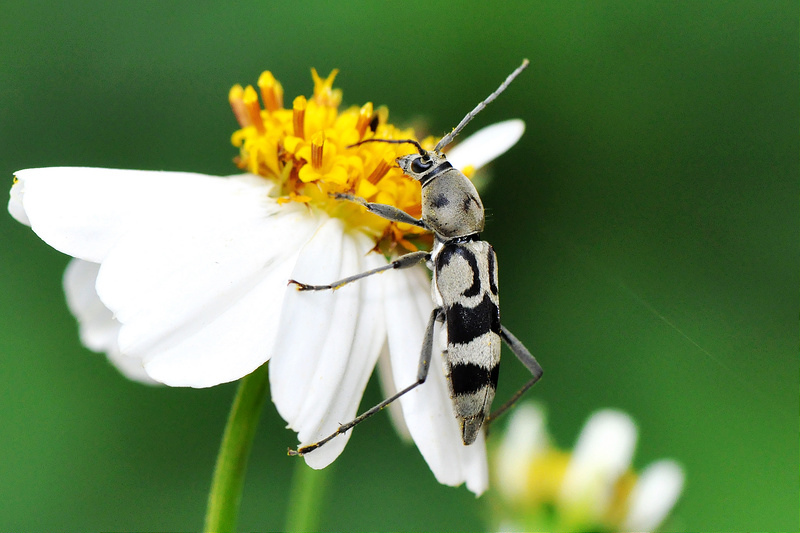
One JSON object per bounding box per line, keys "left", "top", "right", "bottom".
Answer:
{"left": 288, "top": 59, "right": 542, "bottom": 456}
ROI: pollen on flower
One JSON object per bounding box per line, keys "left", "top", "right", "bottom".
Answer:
{"left": 230, "top": 67, "right": 439, "bottom": 252}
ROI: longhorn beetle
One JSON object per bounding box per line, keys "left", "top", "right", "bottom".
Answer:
{"left": 288, "top": 59, "right": 542, "bottom": 456}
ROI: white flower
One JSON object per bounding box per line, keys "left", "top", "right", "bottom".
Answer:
{"left": 559, "top": 409, "right": 639, "bottom": 520}
{"left": 622, "top": 460, "right": 685, "bottom": 532}
{"left": 9, "top": 99, "right": 524, "bottom": 494}
{"left": 492, "top": 404, "right": 684, "bottom": 531}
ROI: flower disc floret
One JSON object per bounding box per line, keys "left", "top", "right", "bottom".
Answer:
{"left": 230, "top": 69, "right": 436, "bottom": 251}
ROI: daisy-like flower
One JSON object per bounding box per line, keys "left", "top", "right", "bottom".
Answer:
{"left": 8, "top": 68, "right": 525, "bottom": 494}
{"left": 492, "top": 404, "right": 684, "bottom": 531}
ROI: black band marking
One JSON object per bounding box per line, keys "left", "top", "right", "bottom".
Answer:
{"left": 487, "top": 247, "right": 498, "bottom": 296}
{"left": 419, "top": 161, "right": 452, "bottom": 187}
{"left": 446, "top": 233, "right": 481, "bottom": 244}
{"left": 450, "top": 362, "right": 499, "bottom": 396}
{"left": 436, "top": 244, "right": 481, "bottom": 298}
{"left": 446, "top": 293, "right": 501, "bottom": 345}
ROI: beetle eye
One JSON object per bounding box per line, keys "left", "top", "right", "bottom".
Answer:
{"left": 411, "top": 156, "right": 433, "bottom": 174}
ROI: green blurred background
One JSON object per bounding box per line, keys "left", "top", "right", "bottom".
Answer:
{"left": 1, "top": 1, "right": 796, "bottom": 531}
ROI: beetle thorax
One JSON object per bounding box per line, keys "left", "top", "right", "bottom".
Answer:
{"left": 421, "top": 170, "right": 485, "bottom": 238}
{"left": 397, "top": 151, "right": 485, "bottom": 239}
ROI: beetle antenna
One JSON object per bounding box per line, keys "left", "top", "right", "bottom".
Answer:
{"left": 434, "top": 59, "right": 529, "bottom": 152}
{"left": 348, "top": 138, "right": 427, "bottom": 157}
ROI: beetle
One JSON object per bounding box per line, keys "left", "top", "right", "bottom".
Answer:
{"left": 288, "top": 59, "right": 542, "bottom": 456}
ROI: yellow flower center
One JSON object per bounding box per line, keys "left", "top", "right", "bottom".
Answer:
{"left": 229, "top": 68, "right": 437, "bottom": 253}
{"left": 511, "top": 449, "right": 640, "bottom": 531}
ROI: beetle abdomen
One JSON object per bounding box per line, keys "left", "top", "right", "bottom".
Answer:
{"left": 434, "top": 240, "right": 501, "bottom": 444}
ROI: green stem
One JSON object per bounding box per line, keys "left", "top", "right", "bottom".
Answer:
{"left": 204, "top": 363, "right": 271, "bottom": 533}
{"left": 285, "top": 459, "right": 331, "bottom": 532}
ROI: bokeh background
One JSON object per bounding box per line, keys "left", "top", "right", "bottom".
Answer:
{"left": 1, "top": 1, "right": 796, "bottom": 531}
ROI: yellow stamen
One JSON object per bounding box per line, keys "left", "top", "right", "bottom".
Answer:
{"left": 258, "top": 71, "right": 284, "bottom": 112}
{"left": 356, "top": 102, "right": 374, "bottom": 139}
{"left": 242, "top": 85, "right": 265, "bottom": 134}
{"left": 311, "top": 131, "right": 325, "bottom": 170}
{"left": 293, "top": 95, "right": 306, "bottom": 139}
{"left": 228, "top": 84, "right": 250, "bottom": 128}
{"left": 311, "top": 68, "right": 342, "bottom": 107}
{"left": 230, "top": 68, "right": 434, "bottom": 253}
{"left": 366, "top": 157, "right": 392, "bottom": 185}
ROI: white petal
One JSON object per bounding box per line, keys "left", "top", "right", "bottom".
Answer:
{"left": 559, "top": 409, "right": 638, "bottom": 516}
{"left": 63, "top": 259, "right": 120, "bottom": 353}
{"left": 446, "top": 119, "right": 525, "bottom": 172}
{"left": 95, "top": 178, "right": 322, "bottom": 387}
{"left": 495, "top": 403, "right": 550, "bottom": 499}
{"left": 11, "top": 168, "right": 275, "bottom": 263}
{"left": 8, "top": 178, "right": 29, "bottom": 225}
{"left": 383, "top": 266, "right": 489, "bottom": 495}
{"left": 376, "top": 344, "right": 412, "bottom": 442}
{"left": 62, "top": 259, "right": 156, "bottom": 384}
{"left": 270, "top": 218, "right": 387, "bottom": 469}
{"left": 622, "top": 460, "right": 684, "bottom": 531}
